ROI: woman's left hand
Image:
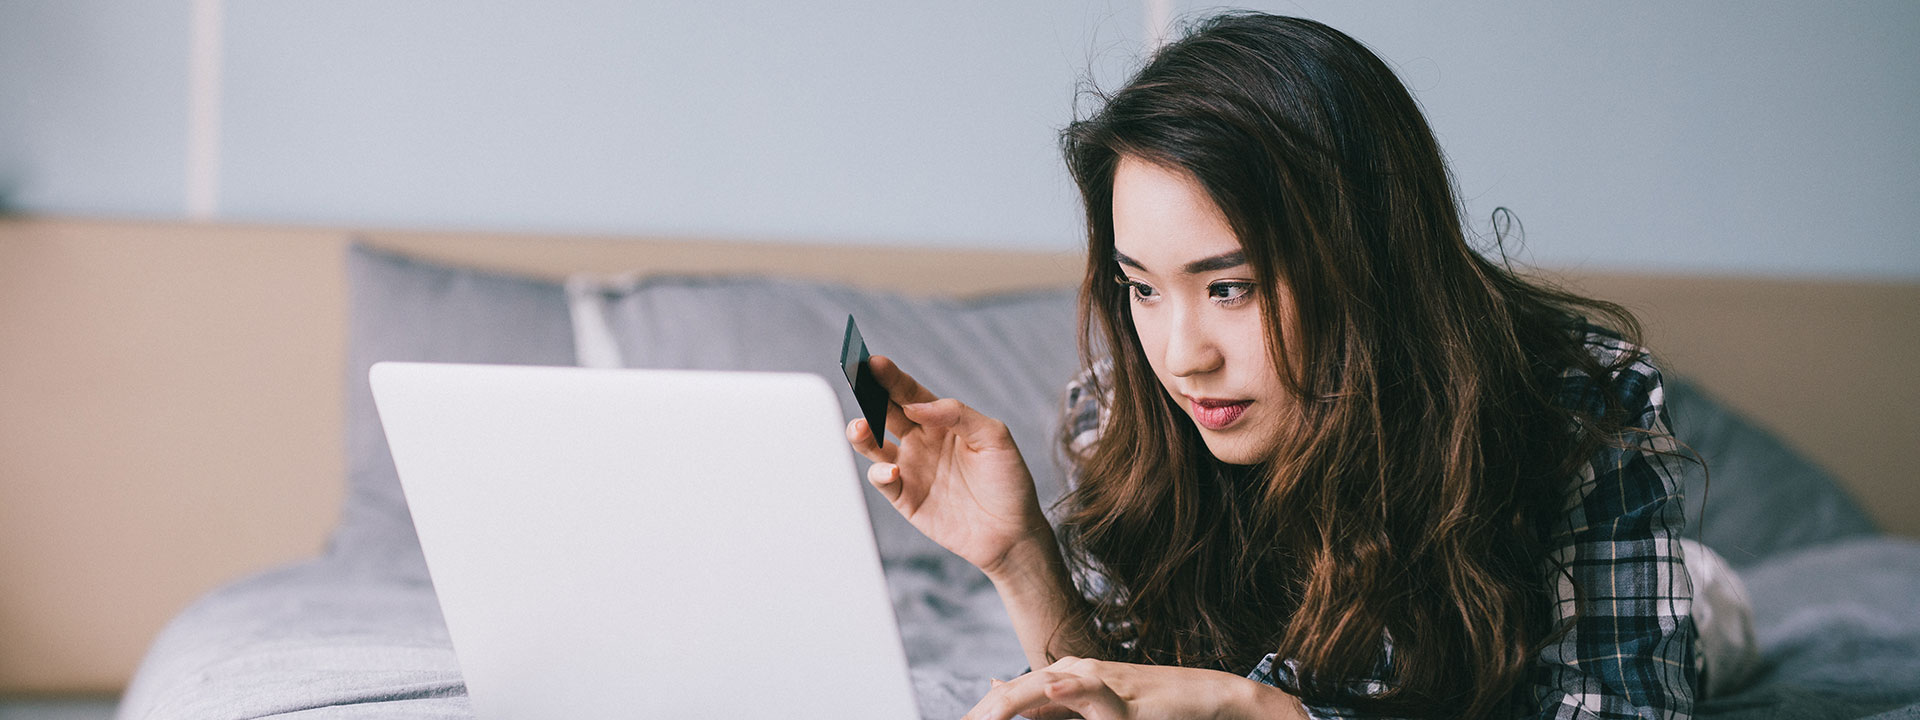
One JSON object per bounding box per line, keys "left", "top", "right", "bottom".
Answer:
{"left": 962, "top": 657, "right": 1307, "bottom": 720}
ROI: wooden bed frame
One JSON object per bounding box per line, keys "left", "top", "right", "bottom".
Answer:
{"left": 3, "top": 216, "right": 1915, "bottom": 694}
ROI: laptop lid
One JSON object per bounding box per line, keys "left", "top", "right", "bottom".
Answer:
{"left": 370, "top": 362, "right": 919, "bottom": 719}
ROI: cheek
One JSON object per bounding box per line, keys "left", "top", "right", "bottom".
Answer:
{"left": 1130, "top": 310, "right": 1171, "bottom": 377}
{"left": 1236, "top": 314, "right": 1277, "bottom": 376}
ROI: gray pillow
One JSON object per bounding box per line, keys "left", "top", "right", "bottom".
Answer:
{"left": 343, "top": 244, "right": 1874, "bottom": 574}
{"left": 1667, "top": 379, "right": 1878, "bottom": 568}
{"left": 585, "top": 275, "right": 1085, "bottom": 562}
{"left": 341, "top": 243, "right": 577, "bottom": 572}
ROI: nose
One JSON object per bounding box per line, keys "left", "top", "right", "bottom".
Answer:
{"left": 1162, "top": 304, "right": 1224, "bottom": 378}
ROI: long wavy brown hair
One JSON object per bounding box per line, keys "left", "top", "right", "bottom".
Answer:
{"left": 1056, "top": 13, "right": 1655, "bottom": 719}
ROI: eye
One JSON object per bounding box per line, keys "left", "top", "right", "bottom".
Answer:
{"left": 1114, "top": 275, "right": 1160, "bottom": 304}
{"left": 1208, "top": 281, "right": 1254, "bottom": 305}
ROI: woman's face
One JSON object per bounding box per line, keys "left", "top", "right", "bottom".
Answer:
{"left": 1111, "top": 155, "right": 1293, "bottom": 465}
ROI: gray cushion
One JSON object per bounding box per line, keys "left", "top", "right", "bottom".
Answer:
{"left": 1667, "top": 379, "right": 1878, "bottom": 568}
{"left": 339, "top": 243, "right": 1878, "bottom": 574}
{"left": 339, "top": 244, "right": 577, "bottom": 570}
{"left": 1704, "top": 536, "right": 1920, "bottom": 715}
{"left": 585, "top": 275, "right": 1085, "bottom": 562}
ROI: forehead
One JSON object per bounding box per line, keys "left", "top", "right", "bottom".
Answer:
{"left": 1110, "top": 155, "right": 1240, "bottom": 269}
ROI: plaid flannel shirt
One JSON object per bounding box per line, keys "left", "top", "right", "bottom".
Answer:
{"left": 1060, "top": 329, "right": 1697, "bottom": 719}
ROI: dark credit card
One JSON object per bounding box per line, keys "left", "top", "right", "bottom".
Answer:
{"left": 840, "top": 315, "right": 888, "bottom": 447}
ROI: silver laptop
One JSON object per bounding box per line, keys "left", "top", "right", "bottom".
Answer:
{"left": 370, "top": 362, "right": 920, "bottom": 719}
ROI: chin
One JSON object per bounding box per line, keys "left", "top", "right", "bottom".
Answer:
{"left": 1198, "top": 433, "right": 1265, "bottom": 465}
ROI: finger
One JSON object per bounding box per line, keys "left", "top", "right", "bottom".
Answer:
{"left": 963, "top": 672, "right": 1066, "bottom": 720}
{"left": 1019, "top": 658, "right": 1100, "bottom": 720}
{"left": 868, "top": 355, "right": 939, "bottom": 405}
{"left": 1041, "top": 675, "right": 1127, "bottom": 720}
{"left": 846, "top": 419, "right": 899, "bottom": 464}
{"left": 962, "top": 674, "right": 1013, "bottom": 720}
{"left": 865, "top": 462, "right": 903, "bottom": 503}
{"left": 1044, "top": 656, "right": 1083, "bottom": 671}
{"left": 900, "top": 398, "right": 1017, "bottom": 452}
{"left": 1024, "top": 701, "right": 1090, "bottom": 720}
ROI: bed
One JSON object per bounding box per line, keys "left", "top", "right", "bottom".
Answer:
{"left": 25, "top": 228, "right": 1913, "bottom": 719}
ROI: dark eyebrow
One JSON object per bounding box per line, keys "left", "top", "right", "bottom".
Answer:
{"left": 1111, "top": 249, "right": 1247, "bottom": 275}
{"left": 1183, "top": 250, "right": 1247, "bottom": 274}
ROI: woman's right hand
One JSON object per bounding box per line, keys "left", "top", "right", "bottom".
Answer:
{"left": 845, "top": 355, "right": 1051, "bottom": 578}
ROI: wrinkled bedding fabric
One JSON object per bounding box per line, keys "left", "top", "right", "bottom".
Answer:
{"left": 112, "top": 548, "right": 1017, "bottom": 720}
{"left": 117, "top": 537, "right": 1920, "bottom": 720}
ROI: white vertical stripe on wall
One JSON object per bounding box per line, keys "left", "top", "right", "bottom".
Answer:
{"left": 186, "top": 0, "right": 223, "bottom": 219}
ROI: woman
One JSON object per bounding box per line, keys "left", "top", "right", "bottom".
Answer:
{"left": 847, "top": 13, "right": 1737, "bottom": 719}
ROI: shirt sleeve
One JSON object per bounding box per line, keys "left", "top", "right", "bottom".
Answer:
{"left": 1248, "top": 654, "right": 1382, "bottom": 720}
{"left": 1529, "top": 346, "right": 1698, "bottom": 720}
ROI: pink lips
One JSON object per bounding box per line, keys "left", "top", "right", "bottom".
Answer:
{"left": 1188, "top": 397, "right": 1251, "bottom": 430}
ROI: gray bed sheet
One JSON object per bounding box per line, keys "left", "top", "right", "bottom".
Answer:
{"left": 116, "top": 535, "right": 1920, "bottom": 720}
{"left": 112, "top": 546, "right": 1018, "bottom": 720}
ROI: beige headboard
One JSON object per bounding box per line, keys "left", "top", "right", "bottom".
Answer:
{"left": 2, "top": 216, "right": 1915, "bottom": 694}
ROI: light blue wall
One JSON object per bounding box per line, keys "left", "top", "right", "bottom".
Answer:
{"left": 1201, "top": 1, "right": 1920, "bottom": 278}
{"left": 2, "top": 2, "right": 1915, "bottom": 277}
{"left": 0, "top": 0, "right": 189, "bottom": 217}
{"left": 217, "top": 1, "right": 1143, "bottom": 245}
